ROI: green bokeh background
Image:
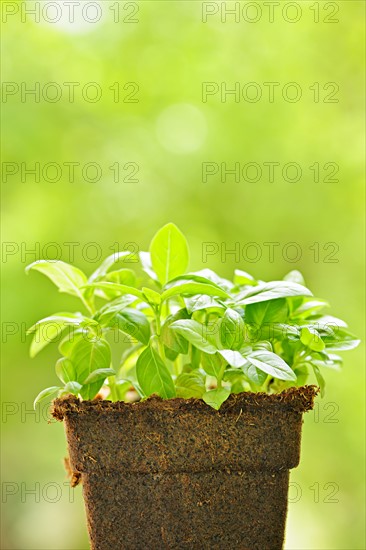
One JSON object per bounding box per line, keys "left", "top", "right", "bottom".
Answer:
{"left": 1, "top": 1, "right": 365, "bottom": 548}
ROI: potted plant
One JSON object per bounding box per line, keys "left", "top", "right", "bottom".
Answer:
{"left": 28, "top": 223, "right": 359, "bottom": 550}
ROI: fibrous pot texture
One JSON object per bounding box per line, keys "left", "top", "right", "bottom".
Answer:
{"left": 53, "top": 386, "right": 317, "bottom": 550}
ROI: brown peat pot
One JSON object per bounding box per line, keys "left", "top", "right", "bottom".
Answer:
{"left": 52, "top": 385, "right": 318, "bottom": 550}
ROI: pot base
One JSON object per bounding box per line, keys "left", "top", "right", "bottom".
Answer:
{"left": 83, "top": 469, "right": 289, "bottom": 550}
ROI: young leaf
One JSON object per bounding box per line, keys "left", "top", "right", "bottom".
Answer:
{"left": 292, "top": 298, "right": 329, "bottom": 319}
{"left": 220, "top": 308, "right": 245, "bottom": 350}
{"left": 161, "top": 309, "right": 189, "bottom": 354}
{"left": 33, "top": 386, "right": 61, "bottom": 409}
{"left": 61, "top": 381, "right": 83, "bottom": 395}
{"left": 58, "top": 329, "right": 85, "bottom": 357}
{"left": 235, "top": 281, "right": 312, "bottom": 305}
{"left": 142, "top": 287, "right": 161, "bottom": 306}
{"left": 184, "top": 295, "right": 224, "bottom": 314}
{"left": 218, "top": 349, "right": 246, "bottom": 368}
{"left": 69, "top": 338, "right": 112, "bottom": 400}
{"left": 245, "top": 298, "right": 288, "bottom": 327}
{"left": 247, "top": 350, "right": 296, "bottom": 381}
{"left": 83, "top": 368, "right": 116, "bottom": 385}
{"left": 167, "top": 272, "right": 233, "bottom": 301}
{"left": 88, "top": 251, "right": 133, "bottom": 282}
{"left": 26, "top": 260, "right": 87, "bottom": 297}
{"left": 234, "top": 269, "right": 257, "bottom": 286}
{"left": 55, "top": 357, "right": 76, "bottom": 384}
{"left": 202, "top": 351, "right": 225, "bottom": 377}
{"left": 242, "top": 362, "right": 267, "bottom": 387}
{"left": 283, "top": 270, "right": 305, "bottom": 286}
{"left": 136, "top": 346, "right": 176, "bottom": 399}
{"left": 186, "top": 269, "right": 234, "bottom": 291}
{"left": 28, "top": 313, "right": 84, "bottom": 357}
{"left": 83, "top": 282, "right": 145, "bottom": 301}
{"left": 202, "top": 388, "right": 230, "bottom": 410}
{"left": 175, "top": 371, "right": 205, "bottom": 399}
{"left": 308, "top": 314, "right": 347, "bottom": 328}
{"left": 149, "top": 223, "right": 189, "bottom": 285}
{"left": 161, "top": 282, "right": 230, "bottom": 302}
{"left": 105, "top": 308, "right": 150, "bottom": 345}
{"left": 139, "top": 251, "right": 159, "bottom": 283}
{"left": 171, "top": 320, "right": 218, "bottom": 354}
{"left": 322, "top": 328, "right": 360, "bottom": 351}
{"left": 104, "top": 269, "right": 137, "bottom": 287}
{"left": 252, "top": 323, "right": 299, "bottom": 342}
{"left": 300, "top": 327, "right": 325, "bottom": 352}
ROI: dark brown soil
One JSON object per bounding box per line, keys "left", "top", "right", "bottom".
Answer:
{"left": 52, "top": 386, "right": 318, "bottom": 550}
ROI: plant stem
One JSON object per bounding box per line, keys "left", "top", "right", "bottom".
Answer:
{"left": 154, "top": 306, "right": 166, "bottom": 361}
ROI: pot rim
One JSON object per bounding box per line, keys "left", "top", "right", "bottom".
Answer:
{"left": 52, "top": 385, "right": 318, "bottom": 421}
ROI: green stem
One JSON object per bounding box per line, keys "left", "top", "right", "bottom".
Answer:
{"left": 78, "top": 291, "right": 95, "bottom": 316}
{"left": 154, "top": 306, "right": 166, "bottom": 361}
{"left": 261, "top": 374, "right": 271, "bottom": 393}
{"left": 216, "top": 364, "right": 226, "bottom": 389}
{"left": 108, "top": 376, "right": 118, "bottom": 402}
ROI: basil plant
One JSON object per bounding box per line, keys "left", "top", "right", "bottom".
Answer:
{"left": 28, "top": 224, "right": 360, "bottom": 410}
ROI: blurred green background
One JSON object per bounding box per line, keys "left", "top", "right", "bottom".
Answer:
{"left": 1, "top": 1, "right": 365, "bottom": 548}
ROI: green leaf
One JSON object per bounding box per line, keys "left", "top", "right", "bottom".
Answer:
{"left": 311, "top": 363, "right": 326, "bottom": 397}
{"left": 283, "top": 270, "right": 305, "bottom": 286}
{"left": 83, "top": 282, "right": 145, "bottom": 301}
{"left": 88, "top": 251, "right": 133, "bottom": 282}
{"left": 309, "top": 353, "right": 342, "bottom": 371}
{"left": 251, "top": 323, "right": 299, "bottom": 342}
{"left": 245, "top": 298, "right": 288, "bottom": 327}
{"left": 223, "top": 368, "right": 248, "bottom": 393}
{"left": 167, "top": 272, "right": 232, "bottom": 296}
{"left": 139, "top": 251, "right": 159, "bottom": 282}
{"left": 161, "top": 282, "right": 230, "bottom": 302}
{"left": 149, "top": 223, "right": 189, "bottom": 285}
{"left": 310, "top": 314, "right": 347, "bottom": 326}
{"left": 242, "top": 362, "right": 267, "bottom": 386}
{"left": 105, "top": 269, "right": 136, "bottom": 286}
{"left": 58, "top": 329, "right": 85, "bottom": 356}
{"left": 202, "top": 351, "right": 225, "bottom": 377}
{"left": 322, "top": 328, "right": 360, "bottom": 351}
{"left": 136, "top": 346, "right": 176, "bottom": 399}
{"left": 175, "top": 371, "right": 206, "bottom": 399}
{"left": 202, "top": 388, "right": 230, "bottom": 410}
{"left": 170, "top": 320, "right": 218, "bottom": 354}
{"left": 234, "top": 269, "right": 257, "bottom": 286}
{"left": 252, "top": 341, "right": 273, "bottom": 352}
{"left": 220, "top": 308, "right": 244, "bottom": 350}
{"left": 33, "top": 386, "right": 61, "bottom": 409}
{"left": 97, "top": 295, "right": 138, "bottom": 322}
{"left": 69, "top": 338, "right": 111, "bottom": 400}
{"left": 161, "top": 309, "right": 189, "bottom": 354}
{"left": 142, "top": 287, "right": 161, "bottom": 306}
{"left": 26, "top": 260, "right": 87, "bottom": 297}
{"left": 61, "top": 381, "right": 83, "bottom": 395}
{"left": 184, "top": 295, "right": 224, "bottom": 314}
{"left": 106, "top": 308, "right": 150, "bottom": 345}
{"left": 28, "top": 313, "right": 84, "bottom": 357}
{"left": 300, "top": 327, "right": 325, "bottom": 351}
{"left": 247, "top": 351, "right": 296, "bottom": 381}
{"left": 185, "top": 269, "right": 234, "bottom": 291}
{"left": 55, "top": 357, "right": 76, "bottom": 384}
{"left": 218, "top": 349, "right": 246, "bottom": 368}
{"left": 83, "top": 368, "right": 116, "bottom": 385}
{"left": 293, "top": 364, "right": 309, "bottom": 386}
{"left": 235, "top": 281, "right": 312, "bottom": 305}
{"left": 292, "top": 298, "right": 329, "bottom": 319}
